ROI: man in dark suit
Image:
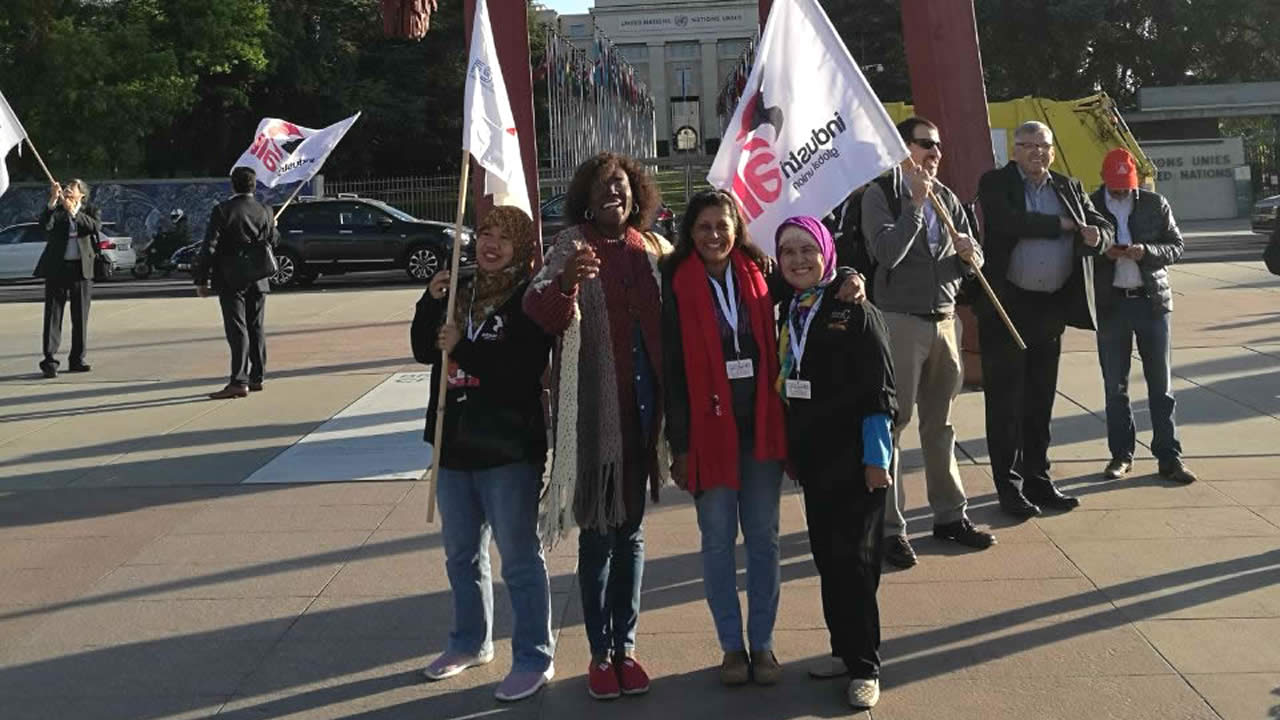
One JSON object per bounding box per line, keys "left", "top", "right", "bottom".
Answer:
{"left": 976, "top": 121, "right": 1114, "bottom": 518}
{"left": 34, "top": 179, "right": 102, "bottom": 378}
{"left": 196, "top": 166, "right": 279, "bottom": 400}
{"left": 1090, "top": 148, "right": 1196, "bottom": 484}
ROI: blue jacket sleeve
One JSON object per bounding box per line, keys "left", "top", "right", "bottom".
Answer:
{"left": 862, "top": 413, "right": 892, "bottom": 469}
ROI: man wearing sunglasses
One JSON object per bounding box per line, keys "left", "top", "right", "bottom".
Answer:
{"left": 976, "top": 121, "right": 1114, "bottom": 518}
{"left": 861, "top": 116, "right": 995, "bottom": 570}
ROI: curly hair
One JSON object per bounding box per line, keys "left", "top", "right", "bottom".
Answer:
{"left": 665, "top": 189, "right": 767, "bottom": 272}
{"left": 563, "top": 152, "right": 662, "bottom": 231}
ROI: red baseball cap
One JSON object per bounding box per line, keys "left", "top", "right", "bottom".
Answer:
{"left": 1103, "top": 148, "right": 1139, "bottom": 191}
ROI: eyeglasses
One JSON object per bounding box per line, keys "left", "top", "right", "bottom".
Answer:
{"left": 1015, "top": 142, "right": 1053, "bottom": 151}
{"left": 910, "top": 138, "right": 942, "bottom": 151}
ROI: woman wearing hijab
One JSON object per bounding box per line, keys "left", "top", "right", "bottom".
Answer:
{"left": 523, "top": 152, "right": 670, "bottom": 700}
{"left": 774, "top": 216, "right": 897, "bottom": 710}
{"left": 411, "top": 206, "right": 556, "bottom": 703}
{"left": 661, "top": 189, "right": 789, "bottom": 686}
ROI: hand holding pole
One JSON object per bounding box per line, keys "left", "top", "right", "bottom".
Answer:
{"left": 927, "top": 190, "right": 1027, "bottom": 351}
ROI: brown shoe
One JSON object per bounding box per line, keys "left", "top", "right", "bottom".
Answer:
{"left": 719, "top": 650, "right": 750, "bottom": 686}
{"left": 751, "top": 650, "right": 782, "bottom": 686}
{"left": 209, "top": 384, "right": 249, "bottom": 400}
{"left": 248, "top": 382, "right": 264, "bottom": 392}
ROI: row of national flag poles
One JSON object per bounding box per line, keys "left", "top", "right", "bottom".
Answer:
{"left": 541, "top": 26, "right": 657, "bottom": 190}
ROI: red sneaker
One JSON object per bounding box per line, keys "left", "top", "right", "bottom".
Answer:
{"left": 588, "top": 659, "right": 621, "bottom": 700}
{"left": 616, "top": 656, "right": 651, "bottom": 695}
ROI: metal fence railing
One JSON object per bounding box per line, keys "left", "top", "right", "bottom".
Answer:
{"left": 324, "top": 175, "right": 467, "bottom": 224}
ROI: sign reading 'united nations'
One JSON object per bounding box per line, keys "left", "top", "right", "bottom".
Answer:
{"left": 617, "top": 12, "right": 747, "bottom": 30}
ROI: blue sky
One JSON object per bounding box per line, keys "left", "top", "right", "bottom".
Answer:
{"left": 540, "top": 0, "right": 593, "bottom": 13}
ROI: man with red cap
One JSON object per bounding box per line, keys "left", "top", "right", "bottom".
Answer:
{"left": 1089, "top": 148, "right": 1196, "bottom": 484}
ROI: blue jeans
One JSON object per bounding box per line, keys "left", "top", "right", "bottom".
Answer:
{"left": 694, "top": 453, "right": 783, "bottom": 652}
{"left": 438, "top": 463, "right": 553, "bottom": 673}
{"left": 1096, "top": 297, "right": 1182, "bottom": 465}
{"left": 578, "top": 516, "right": 645, "bottom": 658}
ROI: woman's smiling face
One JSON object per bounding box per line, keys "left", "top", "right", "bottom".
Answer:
{"left": 778, "top": 225, "right": 825, "bottom": 291}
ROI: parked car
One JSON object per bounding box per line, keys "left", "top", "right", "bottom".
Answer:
{"left": 539, "top": 192, "right": 676, "bottom": 247}
{"left": 0, "top": 220, "right": 134, "bottom": 280}
{"left": 1251, "top": 195, "right": 1279, "bottom": 234}
{"left": 268, "top": 195, "right": 472, "bottom": 288}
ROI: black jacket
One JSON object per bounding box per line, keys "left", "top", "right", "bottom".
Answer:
{"left": 977, "top": 162, "right": 1114, "bottom": 331}
{"left": 34, "top": 203, "right": 102, "bottom": 280}
{"left": 779, "top": 276, "right": 897, "bottom": 490}
{"left": 411, "top": 281, "right": 553, "bottom": 471}
{"left": 196, "top": 194, "right": 279, "bottom": 293}
{"left": 1088, "top": 187, "right": 1183, "bottom": 314}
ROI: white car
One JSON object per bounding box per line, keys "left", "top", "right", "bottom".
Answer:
{"left": 0, "top": 221, "right": 135, "bottom": 280}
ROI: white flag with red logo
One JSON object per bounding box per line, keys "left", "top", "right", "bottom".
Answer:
{"left": 463, "top": 0, "right": 531, "bottom": 216}
{"left": 231, "top": 113, "right": 360, "bottom": 188}
{"left": 0, "top": 90, "right": 28, "bottom": 199}
{"left": 708, "top": 0, "right": 908, "bottom": 255}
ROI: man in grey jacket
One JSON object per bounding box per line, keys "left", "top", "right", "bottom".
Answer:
{"left": 1091, "top": 148, "right": 1196, "bottom": 483}
{"left": 861, "top": 117, "right": 996, "bottom": 569}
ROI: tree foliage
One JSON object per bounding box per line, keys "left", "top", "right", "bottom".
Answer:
{"left": 2, "top": 0, "right": 1277, "bottom": 182}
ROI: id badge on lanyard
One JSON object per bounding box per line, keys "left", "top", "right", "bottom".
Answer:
{"left": 785, "top": 292, "right": 824, "bottom": 400}
{"left": 712, "top": 270, "right": 754, "bottom": 379}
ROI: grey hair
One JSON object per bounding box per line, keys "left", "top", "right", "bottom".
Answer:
{"left": 1014, "top": 121, "right": 1053, "bottom": 143}
{"left": 66, "top": 178, "right": 91, "bottom": 197}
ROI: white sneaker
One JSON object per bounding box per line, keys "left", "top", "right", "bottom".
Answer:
{"left": 848, "top": 677, "right": 880, "bottom": 709}
{"left": 808, "top": 656, "right": 848, "bottom": 679}
{"left": 421, "top": 648, "right": 495, "bottom": 681}
{"left": 494, "top": 663, "right": 555, "bottom": 702}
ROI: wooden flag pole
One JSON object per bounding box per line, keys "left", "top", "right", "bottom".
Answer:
{"left": 24, "top": 137, "right": 57, "bottom": 186}
{"left": 272, "top": 181, "right": 309, "bottom": 223}
{"left": 425, "top": 149, "right": 472, "bottom": 524}
{"left": 927, "top": 190, "right": 1027, "bottom": 351}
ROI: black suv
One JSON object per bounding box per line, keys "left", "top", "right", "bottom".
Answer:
{"left": 270, "top": 195, "right": 471, "bottom": 288}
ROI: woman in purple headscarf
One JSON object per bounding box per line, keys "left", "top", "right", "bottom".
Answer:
{"left": 774, "top": 216, "right": 898, "bottom": 711}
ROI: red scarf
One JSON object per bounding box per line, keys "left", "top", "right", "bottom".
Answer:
{"left": 673, "top": 249, "right": 787, "bottom": 493}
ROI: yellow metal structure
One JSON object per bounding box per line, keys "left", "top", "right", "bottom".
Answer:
{"left": 883, "top": 93, "right": 1154, "bottom": 188}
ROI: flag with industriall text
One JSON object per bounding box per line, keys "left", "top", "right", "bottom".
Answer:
{"left": 463, "top": 0, "right": 531, "bottom": 216}
{"left": 232, "top": 112, "right": 360, "bottom": 188}
{"left": 708, "top": 0, "right": 908, "bottom": 256}
{"left": 0, "top": 90, "right": 29, "bottom": 198}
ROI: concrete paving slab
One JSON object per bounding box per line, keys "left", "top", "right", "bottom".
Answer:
{"left": 1052, "top": 471, "right": 1239, "bottom": 509}
{"left": 877, "top": 578, "right": 1105, "bottom": 627}
{"left": 212, "top": 481, "right": 414, "bottom": 508}
{"left": 1138, "top": 618, "right": 1280, "bottom": 673}
{"left": 871, "top": 675, "right": 1218, "bottom": 720}
{"left": 217, "top": 682, "right": 539, "bottom": 720}
{"left": 244, "top": 372, "right": 432, "bottom": 484}
{"left": 1212, "top": 479, "right": 1280, "bottom": 507}
{"left": 0, "top": 533, "right": 157, "bottom": 571}
{"left": 171, "top": 504, "right": 395, "bottom": 535}
{"left": 125, "top": 530, "right": 371, "bottom": 567}
{"left": 1055, "top": 536, "right": 1280, "bottom": 583}
{"left": 0, "top": 566, "right": 115, "bottom": 605}
{"left": 0, "top": 505, "right": 200, "bottom": 540}
{"left": 0, "top": 694, "right": 228, "bottom": 720}
{"left": 1098, "top": 572, "right": 1280, "bottom": 621}
{"left": 85, "top": 561, "right": 348, "bottom": 602}
{"left": 1036, "top": 506, "right": 1280, "bottom": 540}
{"left": 1185, "top": 672, "right": 1280, "bottom": 720}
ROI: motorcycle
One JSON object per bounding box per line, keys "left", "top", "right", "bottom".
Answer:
{"left": 132, "top": 219, "right": 190, "bottom": 279}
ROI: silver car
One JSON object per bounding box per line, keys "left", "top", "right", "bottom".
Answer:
{"left": 0, "top": 221, "right": 135, "bottom": 280}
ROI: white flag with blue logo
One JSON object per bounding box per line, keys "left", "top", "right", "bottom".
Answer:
{"left": 463, "top": 0, "right": 531, "bottom": 216}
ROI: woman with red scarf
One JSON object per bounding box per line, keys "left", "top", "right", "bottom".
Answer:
{"left": 660, "top": 189, "right": 790, "bottom": 687}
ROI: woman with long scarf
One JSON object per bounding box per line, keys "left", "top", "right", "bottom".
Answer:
{"left": 411, "top": 206, "right": 556, "bottom": 703}
{"left": 775, "top": 216, "right": 897, "bottom": 710}
{"left": 523, "top": 153, "right": 670, "bottom": 701}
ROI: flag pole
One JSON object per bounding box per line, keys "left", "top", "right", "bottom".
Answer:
{"left": 24, "top": 137, "right": 57, "bottom": 186}
{"left": 272, "top": 181, "right": 309, "bottom": 223}
{"left": 928, "top": 190, "right": 1027, "bottom": 351}
{"left": 425, "top": 148, "right": 472, "bottom": 524}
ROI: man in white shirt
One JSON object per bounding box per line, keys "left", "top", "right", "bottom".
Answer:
{"left": 1090, "top": 149, "right": 1196, "bottom": 484}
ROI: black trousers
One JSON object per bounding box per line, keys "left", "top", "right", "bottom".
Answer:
{"left": 42, "top": 262, "right": 92, "bottom": 366}
{"left": 978, "top": 289, "right": 1066, "bottom": 491}
{"left": 802, "top": 479, "right": 886, "bottom": 680}
{"left": 218, "top": 285, "right": 266, "bottom": 386}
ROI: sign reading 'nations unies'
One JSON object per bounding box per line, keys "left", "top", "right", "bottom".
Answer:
{"left": 708, "top": 0, "right": 907, "bottom": 256}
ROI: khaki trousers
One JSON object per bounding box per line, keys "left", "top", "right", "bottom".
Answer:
{"left": 882, "top": 312, "right": 969, "bottom": 537}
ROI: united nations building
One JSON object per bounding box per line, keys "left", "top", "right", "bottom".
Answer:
{"left": 536, "top": 1, "right": 758, "bottom": 156}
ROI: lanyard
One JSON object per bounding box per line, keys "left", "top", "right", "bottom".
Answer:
{"left": 465, "top": 282, "right": 485, "bottom": 341}
{"left": 710, "top": 269, "right": 742, "bottom": 357}
{"left": 788, "top": 291, "right": 825, "bottom": 376}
